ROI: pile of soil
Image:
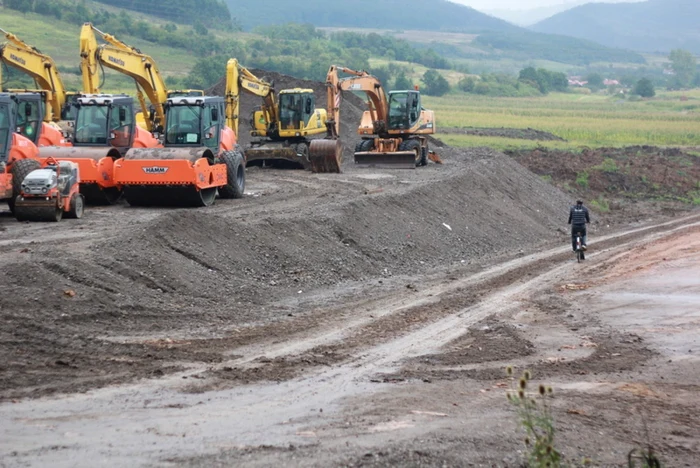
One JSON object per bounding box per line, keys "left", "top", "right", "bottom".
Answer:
{"left": 441, "top": 126, "right": 566, "bottom": 141}
{"left": 207, "top": 69, "right": 368, "bottom": 162}
{"left": 0, "top": 145, "right": 572, "bottom": 399}
{"left": 508, "top": 146, "right": 700, "bottom": 209}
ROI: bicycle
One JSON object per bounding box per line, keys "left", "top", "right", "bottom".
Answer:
{"left": 573, "top": 230, "right": 586, "bottom": 262}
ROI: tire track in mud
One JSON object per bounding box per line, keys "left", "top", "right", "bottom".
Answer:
{"left": 186, "top": 214, "right": 700, "bottom": 390}
{"left": 3, "top": 216, "right": 699, "bottom": 468}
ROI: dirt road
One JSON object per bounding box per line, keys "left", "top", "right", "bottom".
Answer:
{"left": 1, "top": 208, "right": 698, "bottom": 467}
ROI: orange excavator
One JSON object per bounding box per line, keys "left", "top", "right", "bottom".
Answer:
{"left": 112, "top": 59, "right": 245, "bottom": 207}
{"left": 322, "top": 66, "right": 439, "bottom": 169}
{"left": 0, "top": 93, "right": 42, "bottom": 213}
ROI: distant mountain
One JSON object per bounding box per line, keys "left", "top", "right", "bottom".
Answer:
{"left": 531, "top": 0, "right": 700, "bottom": 54}
{"left": 484, "top": 2, "right": 589, "bottom": 27}
{"left": 225, "top": 0, "right": 519, "bottom": 33}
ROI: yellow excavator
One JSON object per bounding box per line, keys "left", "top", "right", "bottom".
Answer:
{"left": 0, "top": 28, "right": 73, "bottom": 147}
{"left": 79, "top": 23, "right": 203, "bottom": 133}
{"left": 237, "top": 64, "right": 341, "bottom": 173}
{"left": 324, "top": 65, "right": 439, "bottom": 169}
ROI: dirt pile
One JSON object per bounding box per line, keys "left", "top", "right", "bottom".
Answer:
{"left": 508, "top": 146, "right": 700, "bottom": 220}
{"left": 207, "top": 69, "right": 367, "bottom": 162}
{"left": 0, "top": 145, "right": 573, "bottom": 399}
{"left": 442, "top": 127, "right": 566, "bottom": 141}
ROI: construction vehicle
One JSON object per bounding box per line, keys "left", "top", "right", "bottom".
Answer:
{"left": 112, "top": 59, "right": 245, "bottom": 207}
{"left": 235, "top": 62, "right": 341, "bottom": 173}
{"left": 80, "top": 23, "right": 203, "bottom": 133}
{"left": 325, "top": 66, "right": 438, "bottom": 169}
{"left": 0, "top": 29, "right": 73, "bottom": 146}
{"left": 14, "top": 158, "right": 84, "bottom": 222}
{"left": 0, "top": 93, "right": 42, "bottom": 213}
{"left": 38, "top": 94, "right": 161, "bottom": 204}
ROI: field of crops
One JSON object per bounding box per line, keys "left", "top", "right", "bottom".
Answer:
{"left": 425, "top": 90, "right": 700, "bottom": 150}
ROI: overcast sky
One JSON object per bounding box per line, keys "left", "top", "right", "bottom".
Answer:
{"left": 450, "top": 0, "right": 644, "bottom": 10}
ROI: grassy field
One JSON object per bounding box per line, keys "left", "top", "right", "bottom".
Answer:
{"left": 425, "top": 89, "right": 700, "bottom": 150}
{"left": 0, "top": 6, "right": 203, "bottom": 91}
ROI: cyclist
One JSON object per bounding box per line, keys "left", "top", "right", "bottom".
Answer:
{"left": 568, "top": 199, "right": 590, "bottom": 252}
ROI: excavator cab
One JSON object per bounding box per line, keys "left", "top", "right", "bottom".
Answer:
{"left": 278, "top": 91, "right": 315, "bottom": 131}
{"left": 388, "top": 91, "right": 421, "bottom": 131}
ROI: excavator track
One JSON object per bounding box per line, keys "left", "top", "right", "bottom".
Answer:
{"left": 123, "top": 185, "right": 217, "bottom": 208}
{"left": 309, "top": 139, "right": 342, "bottom": 173}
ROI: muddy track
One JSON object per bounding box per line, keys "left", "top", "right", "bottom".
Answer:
{"left": 2, "top": 214, "right": 698, "bottom": 467}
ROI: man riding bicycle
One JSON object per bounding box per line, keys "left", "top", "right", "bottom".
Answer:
{"left": 568, "top": 200, "right": 590, "bottom": 252}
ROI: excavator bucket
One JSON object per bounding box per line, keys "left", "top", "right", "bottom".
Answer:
{"left": 38, "top": 146, "right": 123, "bottom": 204}
{"left": 245, "top": 143, "right": 309, "bottom": 170}
{"left": 309, "top": 139, "right": 342, "bottom": 173}
{"left": 114, "top": 147, "right": 225, "bottom": 207}
{"left": 354, "top": 151, "right": 417, "bottom": 169}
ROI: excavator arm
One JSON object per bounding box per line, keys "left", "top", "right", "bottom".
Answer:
{"left": 233, "top": 61, "right": 278, "bottom": 135}
{"left": 80, "top": 23, "right": 167, "bottom": 132}
{"left": 0, "top": 28, "right": 67, "bottom": 122}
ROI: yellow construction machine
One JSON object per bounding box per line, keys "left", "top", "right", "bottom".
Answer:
{"left": 112, "top": 58, "right": 245, "bottom": 207}
{"left": 79, "top": 23, "right": 203, "bottom": 133}
{"left": 0, "top": 29, "right": 73, "bottom": 146}
{"left": 237, "top": 64, "right": 341, "bottom": 173}
{"left": 325, "top": 66, "right": 438, "bottom": 169}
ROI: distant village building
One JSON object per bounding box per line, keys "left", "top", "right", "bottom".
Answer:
{"left": 604, "top": 79, "right": 620, "bottom": 86}
{"left": 568, "top": 77, "right": 588, "bottom": 86}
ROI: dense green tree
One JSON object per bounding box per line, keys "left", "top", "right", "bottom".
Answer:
{"left": 458, "top": 76, "right": 476, "bottom": 93}
{"left": 668, "top": 49, "right": 697, "bottom": 88}
{"left": 632, "top": 78, "right": 655, "bottom": 97}
{"left": 422, "top": 69, "right": 450, "bottom": 96}
{"left": 393, "top": 72, "right": 412, "bottom": 91}
{"left": 585, "top": 73, "right": 604, "bottom": 89}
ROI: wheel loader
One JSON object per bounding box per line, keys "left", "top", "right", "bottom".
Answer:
{"left": 14, "top": 158, "right": 84, "bottom": 222}
{"left": 0, "top": 93, "right": 42, "bottom": 213}
{"left": 324, "top": 66, "right": 438, "bottom": 169}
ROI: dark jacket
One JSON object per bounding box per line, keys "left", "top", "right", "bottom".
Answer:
{"left": 568, "top": 205, "right": 590, "bottom": 227}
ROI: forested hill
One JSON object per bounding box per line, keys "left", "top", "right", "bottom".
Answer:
{"left": 532, "top": 0, "right": 700, "bottom": 54}
{"left": 224, "top": 0, "right": 519, "bottom": 32}
{"left": 93, "top": 0, "right": 232, "bottom": 29}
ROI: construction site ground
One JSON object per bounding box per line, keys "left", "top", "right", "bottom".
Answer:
{"left": 1, "top": 140, "right": 699, "bottom": 467}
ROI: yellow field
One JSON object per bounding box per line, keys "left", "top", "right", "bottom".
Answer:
{"left": 424, "top": 90, "right": 700, "bottom": 150}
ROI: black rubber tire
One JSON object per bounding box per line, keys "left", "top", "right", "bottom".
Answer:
{"left": 66, "top": 193, "right": 85, "bottom": 219}
{"left": 419, "top": 145, "right": 428, "bottom": 166}
{"left": 355, "top": 139, "right": 374, "bottom": 153}
{"left": 398, "top": 139, "right": 422, "bottom": 167}
{"left": 218, "top": 149, "right": 245, "bottom": 199}
{"left": 297, "top": 142, "right": 310, "bottom": 167}
{"left": 8, "top": 158, "right": 41, "bottom": 214}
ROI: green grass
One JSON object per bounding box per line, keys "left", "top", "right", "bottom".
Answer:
{"left": 427, "top": 91, "right": 700, "bottom": 150}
